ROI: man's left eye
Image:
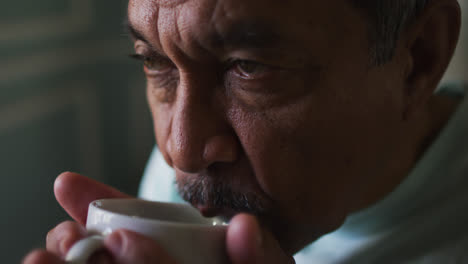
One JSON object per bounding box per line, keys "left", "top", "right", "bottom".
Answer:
{"left": 129, "top": 54, "right": 173, "bottom": 74}
{"left": 231, "top": 60, "right": 270, "bottom": 79}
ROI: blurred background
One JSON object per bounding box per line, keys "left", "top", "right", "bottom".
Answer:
{"left": 0, "top": 1, "right": 154, "bottom": 262}
{"left": 0, "top": 1, "right": 467, "bottom": 263}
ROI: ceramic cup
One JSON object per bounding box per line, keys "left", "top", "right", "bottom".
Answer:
{"left": 65, "top": 198, "right": 229, "bottom": 264}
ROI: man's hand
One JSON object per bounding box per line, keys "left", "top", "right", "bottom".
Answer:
{"left": 23, "top": 172, "right": 295, "bottom": 264}
{"left": 22, "top": 172, "right": 177, "bottom": 264}
{"left": 227, "top": 214, "right": 296, "bottom": 264}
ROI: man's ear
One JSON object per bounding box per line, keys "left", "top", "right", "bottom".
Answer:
{"left": 401, "top": 0, "right": 461, "bottom": 119}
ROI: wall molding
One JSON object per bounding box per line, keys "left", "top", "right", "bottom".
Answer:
{"left": 0, "top": 0, "right": 93, "bottom": 43}
{"left": 0, "top": 39, "right": 130, "bottom": 84}
{"left": 0, "top": 81, "right": 103, "bottom": 180}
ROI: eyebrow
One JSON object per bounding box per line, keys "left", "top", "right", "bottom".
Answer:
{"left": 126, "top": 21, "right": 159, "bottom": 51}
{"left": 125, "top": 20, "right": 171, "bottom": 61}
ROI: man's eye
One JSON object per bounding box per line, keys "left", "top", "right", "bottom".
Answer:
{"left": 231, "top": 60, "right": 269, "bottom": 79}
{"left": 129, "top": 54, "right": 173, "bottom": 73}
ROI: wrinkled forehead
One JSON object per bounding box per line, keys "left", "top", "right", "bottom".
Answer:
{"left": 128, "top": 0, "right": 289, "bottom": 44}
{"left": 127, "top": 0, "right": 353, "bottom": 50}
{"left": 127, "top": 0, "right": 303, "bottom": 25}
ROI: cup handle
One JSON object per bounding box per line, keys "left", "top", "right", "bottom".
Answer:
{"left": 65, "top": 235, "right": 105, "bottom": 264}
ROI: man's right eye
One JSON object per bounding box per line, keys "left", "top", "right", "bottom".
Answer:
{"left": 129, "top": 54, "right": 174, "bottom": 74}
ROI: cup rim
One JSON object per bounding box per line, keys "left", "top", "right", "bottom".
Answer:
{"left": 89, "top": 198, "right": 228, "bottom": 229}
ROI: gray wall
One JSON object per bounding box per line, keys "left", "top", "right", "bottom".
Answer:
{"left": 442, "top": 1, "right": 468, "bottom": 84}
{"left": 0, "top": 1, "right": 154, "bottom": 262}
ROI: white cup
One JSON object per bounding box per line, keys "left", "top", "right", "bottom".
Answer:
{"left": 65, "top": 198, "right": 229, "bottom": 264}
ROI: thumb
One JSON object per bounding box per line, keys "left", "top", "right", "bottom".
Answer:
{"left": 226, "top": 214, "right": 295, "bottom": 264}
{"left": 54, "top": 172, "right": 131, "bottom": 224}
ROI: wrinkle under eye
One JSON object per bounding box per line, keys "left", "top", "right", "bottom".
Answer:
{"left": 148, "top": 76, "right": 178, "bottom": 103}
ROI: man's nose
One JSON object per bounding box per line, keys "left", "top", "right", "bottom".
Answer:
{"left": 165, "top": 77, "right": 239, "bottom": 173}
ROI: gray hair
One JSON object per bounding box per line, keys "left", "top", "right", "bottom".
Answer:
{"left": 351, "top": 0, "right": 431, "bottom": 66}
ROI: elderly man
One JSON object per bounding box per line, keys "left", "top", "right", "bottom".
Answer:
{"left": 24, "top": 0, "right": 467, "bottom": 263}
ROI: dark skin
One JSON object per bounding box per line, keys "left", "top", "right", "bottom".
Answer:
{"left": 24, "top": 0, "right": 461, "bottom": 263}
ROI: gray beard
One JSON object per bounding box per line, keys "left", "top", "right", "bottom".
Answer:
{"left": 176, "top": 175, "right": 268, "bottom": 216}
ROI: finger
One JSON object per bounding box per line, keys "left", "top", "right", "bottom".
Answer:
{"left": 46, "top": 221, "right": 87, "bottom": 257}
{"left": 227, "top": 214, "right": 295, "bottom": 264}
{"left": 54, "top": 172, "right": 131, "bottom": 224}
{"left": 104, "top": 229, "right": 178, "bottom": 264}
{"left": 22, "top": 250, "right": 65, "bottom": 264}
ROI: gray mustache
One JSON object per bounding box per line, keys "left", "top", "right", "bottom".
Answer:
{"left": 176, "top": 175, "right": 268, "bottom": 215}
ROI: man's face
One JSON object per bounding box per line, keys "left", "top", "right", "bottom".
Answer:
{"left": 128, "top": 0, "right": 407, "bottom": 251}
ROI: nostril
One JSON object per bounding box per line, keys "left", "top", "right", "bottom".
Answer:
{"left": 173, "top": 160, "right": 204, "bottom": 174}
{"left": 206, "top": 161, "right": 233, "bottom": 175}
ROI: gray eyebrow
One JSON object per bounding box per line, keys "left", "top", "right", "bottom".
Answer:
{"left": 126, "top": 21, "right": 169, "bottom": 58}
{"left": 127, "top": 22, "right": 152, "bottom": 47}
